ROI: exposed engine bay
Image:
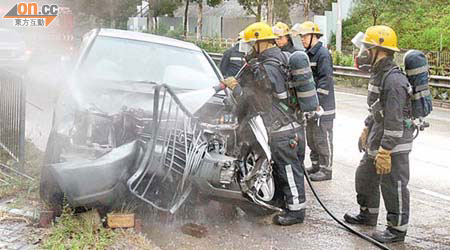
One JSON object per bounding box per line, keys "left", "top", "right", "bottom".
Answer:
{"left": 42, "top": 83, "right": 277, "bottom": 214}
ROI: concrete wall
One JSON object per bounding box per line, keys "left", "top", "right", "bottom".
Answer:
{"left": 222, "top": 17, "right": 257, "bottom": 39}
{"left": 314, "top": 0, "right": 355, "bottom": 46}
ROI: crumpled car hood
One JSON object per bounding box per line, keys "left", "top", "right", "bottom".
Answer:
{"left": 53, "top": 77, "right": 217, "bottom": 134}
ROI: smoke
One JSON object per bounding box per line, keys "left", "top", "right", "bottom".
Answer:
{"left": 0, "top": 1, "right": 79, "bottom": 150}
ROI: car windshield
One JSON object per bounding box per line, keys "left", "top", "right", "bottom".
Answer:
{"left": 80, "top": 36, "right": 219, "bottom": 90}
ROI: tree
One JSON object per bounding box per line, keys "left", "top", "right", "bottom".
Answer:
{"left": 147, "top": 0, "right": 182, "bottom": 33}
{"left": 181, "top": 0, "right": 222, "bottom": 40}
{"left": 237, "top": 0, "right": 265, "bottom": 21}
{"left": 63, "top": 0, "right": 142, "bottom": 30}
{"left": 183, "top": 0, "right": 189, "bottom": 37}
{"left": 351, "top": 0, "right": 408, "bottom": 26}
{"left": 237, "top": 0, "right": 311, "bottom": 23}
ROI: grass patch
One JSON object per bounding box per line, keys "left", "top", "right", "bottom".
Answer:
{"left": 42, "top": 205, "right": 117, "bottom": 250}
{"left": 0, "top": 139, "right": 43, "bottom": 208}
{"left": 42, "top": 204, "right": 159, "bottom": 250}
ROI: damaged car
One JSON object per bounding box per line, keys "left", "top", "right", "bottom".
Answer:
{"left": 40, "top": 29, "right": 278, "bottom": 216}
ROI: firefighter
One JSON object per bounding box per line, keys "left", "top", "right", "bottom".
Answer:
{"left": 221, "top": 22, "right": 307, "bottom": 226}
{"left": 219, "top": 31, "right": 245, "bottom": 78}
{"left": 344, "top": 25, "right": 414, "bottom": 243}
{"left": 272, "top": 22, "right": 302, "bottom": 53}
{"left": 291, "top": 21, "right": 336, "bottom": 181}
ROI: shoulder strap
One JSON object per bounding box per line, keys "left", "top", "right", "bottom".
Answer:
{"left": 380, "top": 66, "right": 401, "bottom": 90}
{"left": 262, "top": 57, "right": 290, "bottom": 81}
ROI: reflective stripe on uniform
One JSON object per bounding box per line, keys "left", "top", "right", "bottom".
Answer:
{"left": 322, "top": 109, "right": 336, "bottom": 116}
{"left": 406, "top": 65, "right": 428, "bottom": 76}
{"left": 289, "top": 79, "right": 313, "bottom": 87}
{"left": 392, "top": 143, "right": 413, "bottom": 153}
{"left": 230, "top": 57, "right": 242, "bottom": 61}
{"left": 397, "top": 180, "right": 403, "bottom": 227}
{"left": 291, "top": 67, "right": 312, "bottom": 76}
{"left": 326, "top": 130, "right": 332, "bottom": 169}
{"left": 317, "top": 88, "right": 329, "bottom": 95}
{"left": 413, "top": 90, "right": 431, "bottom": 100}
{"left": 368, "top": 149, "right": 378, "bottom": 157}
{"left": 368, "top": 207, "right": 379, "bottom": 214}
{"left": 288, "top": 202, "right": 306, "bottom": 210}
{"left": 384, "top": 129, "right": 403, "bottom": 137}
{"left": 310, "top": 62, "right": 317, "bottom": 67}
{"left": 392, "top": 224, "right": 408, "bottom": 232}
{"left": 273, "top": 91, "right": 288, "bottom": 99}
{"left": 297, "top": 89, "right": 316, "bottom": 98}
{"left": 273, "top": 122, "right": 301, "bottom": 133}
{"left": 368, "top": 84, "right": 380, "bottom": 94}
{"left": 361, "top": 206, "right": 380, "bottom": 214}
{"left": 415, "top": 84, "right": 429, "bottom": 92}
{"left": 285, "top": 164, "right": 301, "bottom": 210}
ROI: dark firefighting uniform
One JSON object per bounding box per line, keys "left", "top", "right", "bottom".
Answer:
{"left": 356, "top": 56, "right": 413, "bottom": 232}
{"left": 306, "top": 41, "right": 336, "bottom": 173}
{"left": 234, "top": 46, "right": 306, "bottom": 211}
{"left": 219, "top": 43, "right": 245, "bottom": 78}
{"left": 280, "top": 39, "right": 303, "bottom": 54}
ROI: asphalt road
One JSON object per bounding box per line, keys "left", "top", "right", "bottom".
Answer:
{"left": 141, "top": 92, "right": 450, "bottom": 250}
{"left": 23, "top": 76, "right": 450, "bottom": 249}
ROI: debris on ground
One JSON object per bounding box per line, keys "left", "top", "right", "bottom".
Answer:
{"left": 79, "top": 208, "right": 102, "bottom": 230}
{"left": 107, "top": 213, "right": 135, "bottom": 229}
{"left": 108, "top": 228, "right": 161, "bottom": 250}
{"left": 180, "top": 223, "right": 208, "bottom": 238}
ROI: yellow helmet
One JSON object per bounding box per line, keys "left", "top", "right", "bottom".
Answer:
{"left": 362, "top": 25, "right": 400, "bottom": 52}
{"left": 243, "top": 22, "right": 278, "bottom": 43}
{"left": 290, "top": 21, "right": 322, "bottom": 36}
{"left": 272, "top": 22, "right": 290, "bottom": 37}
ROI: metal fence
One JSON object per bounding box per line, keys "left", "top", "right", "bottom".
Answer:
{"left": 0, "top": 69, "right": 26, "bottom": 162}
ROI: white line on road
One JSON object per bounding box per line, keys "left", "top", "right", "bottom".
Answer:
{"left": 417, "top": 189, "right": 450, "bottom": 202}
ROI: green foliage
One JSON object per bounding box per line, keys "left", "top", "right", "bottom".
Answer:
{"left": 43, "top": 205, "right": 117, "bottom": 250}
{"left": 343, "top": 0, "right": 450, "bottom": 51}
{"left": 155, "top": 22, "right": 185, "bottom": 39}
{"left": 274, "top": 1, "right": 292, "bottom": 24}
{"left": 332, "top": 51, "right": 354, "bottom": 66}
{"left": 190, "top": 39, "right": 228, "bottom": 53}
{"left": 151, "top": 0, "right": 183, "bottom": 17}
{"left": 430, "top": 86, "right": 450, "bottom": 101}
{"left": 310, "top": 0, "right": 334, "bottom": 15}
{"left": 0, "top": 140, "right": 42, "bottom": 203}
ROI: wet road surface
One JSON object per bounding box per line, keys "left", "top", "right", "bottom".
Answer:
{"left": 23, "top": 77, "right": 450, "bottom": 249}
{"left": 141, "top": 92, "right": 450, "bottom": 250}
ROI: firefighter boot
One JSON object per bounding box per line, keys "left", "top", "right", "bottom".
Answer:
{"left": 309, "top": 168, "right": 332, "bottom": 181}
{"left": 343, "top": 209, "right": 378, "bottom": 226}
{"left": 273, "top": 209, "right": 305, "bottom": 226}
{"left": 371, "top": 227, "right": 406, "bottom": 243}
{"left": 305, "top": 165, "right": 320, "bottom": 175}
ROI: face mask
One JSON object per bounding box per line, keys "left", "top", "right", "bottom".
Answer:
{"left": 244, "top": 47, "right": 257, "bottom": 62}
{"left": 355, "top": 48, "right": 372, "bottom": 73}
{"left": 238, "top": 40, "right": 255, "bottom": 54}
{"left": 352, "top": 31, "right": 374, "bottom": 72}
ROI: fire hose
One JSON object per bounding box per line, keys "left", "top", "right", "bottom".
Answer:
{"left": 302, "top": 165, "right": 392, "bottom": 250}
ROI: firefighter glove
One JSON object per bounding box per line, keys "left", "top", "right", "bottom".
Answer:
{"left": 305, "top": 106, "right": 324, "bottom": 120}
{"left": 221, "top": 77, "right": 238, "bottom": 90}
{"left": 358, "top": 127, "right": 369, "bottom": 152}
{"left": 375, "top": 147, "right": 392, "bottom": 175}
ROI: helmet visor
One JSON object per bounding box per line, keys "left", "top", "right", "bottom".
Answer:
{"left": 290, "top": 23, "right": 301, "bottom": 36}
{"left": 238, "top": 40, "right": 255, "bottom": 54}
{"left": 351, "top": 32, "right": 365, "bottom": 49}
